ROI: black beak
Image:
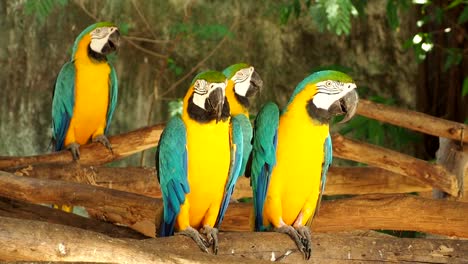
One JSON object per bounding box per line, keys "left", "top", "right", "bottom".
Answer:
{"left": 108, "top": 30, "right": 120, "bottom": 50}
{"left": 207, "top": 87, "right": 225, "bottom": 123}
{"left": 102, "top": 30, "right": 120, "bottom": 54}
{"left": 246, "top": 70, "right": 263, "bottom": 97}
{"left": 328, "top": 89, "right": 359, "bottom": 123}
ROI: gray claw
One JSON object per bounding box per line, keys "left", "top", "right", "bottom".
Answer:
{"left": 66, "top": 143, "right": 81, "bottom": 160}
{"left": 201, "top": 225, "right": 219, "bottom": 255}
{"left": 296, "top": 226, "right": 312, "bottom": 260}
{"left": 177, "top": 226, "right": 210, "bottom": 253}
{"left": 93, "top": 135, "right": 113, "bottom": 153}
{"left": 276, "top": 225, "right": 310, "bottom": 260}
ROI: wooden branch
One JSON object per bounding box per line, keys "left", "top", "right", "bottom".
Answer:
{"left": 0, "top": 170, "right": 162, "bottom": 235}
{"left": 436, "top": 138, "right": 468, "bottom": 200}
{"left": 1, "top": 171, "right": 467, "bottom": 238}
{"left": 2, "top": 216, "right": 467, "bottom": 263}
{"left": 0, "top": 216, "right": 263, "bottom": 264}
{"left": 357, "top": 99, "right": 468, "bottom": 143}
{"left": 10, "top": 164, "right": 431, "bottom": 198}
{"left": 332, "top": 133, "right": 460, "bottom": 196}
{"left": 0, "top": 197, "right": 145, "bottom": 239}
{"left": 0, "top": 123, "right": 165, "bottom": 169}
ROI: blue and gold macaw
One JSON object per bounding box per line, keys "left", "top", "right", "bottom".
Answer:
{"left": 251, "top": 70, "right": 359, "bottom": 259}
{"left": 52, "top": 22, "right": 120, "bottom": 161}
{"left": 155, "top": 71, "right": 244, "bottom": 254}
{"left": 223, "top": 63, "right": 263, "bottom": 176}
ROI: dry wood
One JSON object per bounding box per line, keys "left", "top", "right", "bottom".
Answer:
{"left": 1, "top": 216, "right": 467, "bottom": 263}
{"left": 436, "top": 138, "right": 468, "bottom": 201}
{"left": 0, "top": 197, "right": 145, "bottom": 239}
{"left": 10, "top": 164, "right": 431, "bottom": 198}
{"left": 0, "top": 170, "right": 162, "bottom": 236}
{"left": 0, "top": 123, "right": 165, "bottom": 170}
{"left": 332, "top": 133, "right": 460, "bottom": 196}
{"left": 357, "top": 99, "right": 468, "bottom": 143}
{"left": 1, "top": 171, "right": 467, "bottom": 238}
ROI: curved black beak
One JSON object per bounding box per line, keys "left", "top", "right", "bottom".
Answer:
{"left": 207, "top": 87, "right": 225, "bottom": 123}
{"left": 246, "top": 70, "right": 263, "bottom": 97}
{"left": 102, "top": 29, "right": 120, "bottom": 54}
{"left": 328, "top": 89, "right": 359, "bottom": 123}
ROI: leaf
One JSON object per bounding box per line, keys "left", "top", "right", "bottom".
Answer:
{"left": 462, "top": 77, "right": 468, "bottom": 97}
{"left": 434, "top": 7, "right": 444, "bottom": 25}
{"left": 445, "top": 0, "right": 464, "bottom": 10}
{"left": 457, "top": 6, "right": 468, "bottom": 24}
{"left": 444, "top": 48, "right": 463, "bottom": 71}
{"left": 386, "top": 0, "right": 399, "bottom": 30}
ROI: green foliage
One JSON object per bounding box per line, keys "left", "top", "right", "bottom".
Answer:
{"left": 385, "top": 0, "right": 410, "bottom": 30}
{"left": 168, "top": 99, "right": 183, "bottom": 118}
{"left": 309, "top": 0, "right": 358, "bottom": 35}
{"left": 458, "top": 5, "right": 468, "bottom": 23}
{"left": 118, "top": 22, "right": 131, "bottom": 36}
{"left": 462, "top": 77, "right": 468, "bottom": 97}
{"left": 444, "top": 48, "right": 464, "bottom": 71}
{"left": 167, "top": 58, "right": 183, "bottom": 76}
{"left": 24, "top": 0, "right": 68, "bottom": 24}
{"left": 338, "top": 95, "right": 420, "bottom": 151}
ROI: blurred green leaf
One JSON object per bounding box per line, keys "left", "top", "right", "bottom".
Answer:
{"left": 434, "top": 7, "right": 445, "bottom": 25}
{"left": 457, "top": 5, "right": 468, "bottom": 24}
{"left": 386, "top": 0, "right": 399, "bottom": 30}
{"left": 24, "top": 0, "right": 68, "bottom": 24}
{"left": 444, "top": 48, "right": 463, "bottom": 71}
{"left": 168, "top": 99, "right": 183, "bottom": 118}
{"left": 462, "top": 77, "right": 468, "bottom": 97}
{"left": 118, "top": 22, "right": 131, "bottom": 36}
{"left": 309, "top": 0, "right": 357, "bottom": 35}
{"left": 446, "top": 0, "right": 464, "bottom": 10}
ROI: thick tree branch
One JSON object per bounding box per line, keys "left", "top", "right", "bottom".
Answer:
{"left": 332, "top": 133, "right": 459, "bottom": 196}
{"left": 1, "top": 216, "right": 467, "bottom": 263}
{"left": 0, "top": 123, "right": 164, "bottom": 169}
{"left": 1, "top": 171, "right": 467, "bottom": 238}
{"left": 9, "top": 164, "right": 430, "bottom": 198}
{"left": 357, "top": 99, "right": 468, "bottom": 143}
{"left": 0, "top": 197, "right": 145, "bottom": 239}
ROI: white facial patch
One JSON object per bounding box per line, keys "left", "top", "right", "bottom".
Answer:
{"left": 89, "top": 26, "right": 118, "bottom": 54}
{"left": 312, "top": 80, "right": 357, "bottom": 110}
{"left": 192, "top": 80, "right": 227, "bottom": 110}
{"left": 232, "top": 66, "right": 254, "bottom": 97}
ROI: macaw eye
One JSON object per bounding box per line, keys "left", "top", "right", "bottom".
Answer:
{"left": 95, "top": 28, "right": 101, "bottom": 34}
{"left": 326, "top": 81, "right": 332, "bottom": 87}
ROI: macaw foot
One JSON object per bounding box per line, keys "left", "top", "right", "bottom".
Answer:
{"left": 66, "top": 143, "right": 81, "bottom": 160}
{"left": 201, "top": 225, "right": 219, "bottom": 255}
{"left": 92, "top": 135, "right": 113, "bottom": 154}
{"left": 275, "top": 225, "right": 312, "bottom": 260}
{"left": 178, "top": 226, "right": 210, "bottom": 253}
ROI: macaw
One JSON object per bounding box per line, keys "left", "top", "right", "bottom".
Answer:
{"left": 155, "top": 71, "right": 244, "bottom": 254}
{"left": 223, "top": 63, "right": 263, "bottom": 177}
{"left": 52, "top": 22, "right": 120, "bottom": 161}
{"left": 251, "top": 70, "right": 359, "bottom": 259}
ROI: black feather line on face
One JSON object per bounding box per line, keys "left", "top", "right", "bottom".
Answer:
{"left": 87, "top": 45, "right": 107, "bottom": 62}
{"left": 187, "top": 94, "right": 230, "bottom": 123}
{"left": 234, "top": 93, "right": 250, "bottom": 108}
{"left": 306, "top": 99, "right": 332, "bottom": 125}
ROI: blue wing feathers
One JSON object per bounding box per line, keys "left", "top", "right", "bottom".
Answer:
{"left": 155, "top": 116, "right": 189, "bottom": 237}
{"left": 215, "top": 115, "right": 244, "bottom": 228}
{"left": 51, "top": 62, "right": 76, "bottom": 151}
{"left": 105, "top": 63, "right": 118, "bottom": 134}
{"left": 251, "top": 102, "right": 280, "bottom": 231}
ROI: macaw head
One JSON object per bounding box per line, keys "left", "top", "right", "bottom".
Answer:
{"left": 288, "top": 70, "right": 359, "bottom": 124}
{"left": 223, "top": 63, "right": 263, "bottom": 100}
{"left": 186, "top": 71, "right": 230, "bottom": 123}
{"left": 72, "top": 22, "right": 120, "bottom": 59}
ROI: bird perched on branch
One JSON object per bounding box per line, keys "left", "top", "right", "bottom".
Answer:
{"left": 223, "top": 63, "right": 263, "bottom": 176}
{"left": 155, "top": 71, "right": 245, "bottom": 254}
{"left": 51, "top": 22, "right": 120, "bottom": 162}
{"left": 250, "top": 70, "right": 359, "bottom": 259}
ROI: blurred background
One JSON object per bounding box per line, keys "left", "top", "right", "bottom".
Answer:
{"left": 0, "top": 0, "right": 466, "bottom": 166}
